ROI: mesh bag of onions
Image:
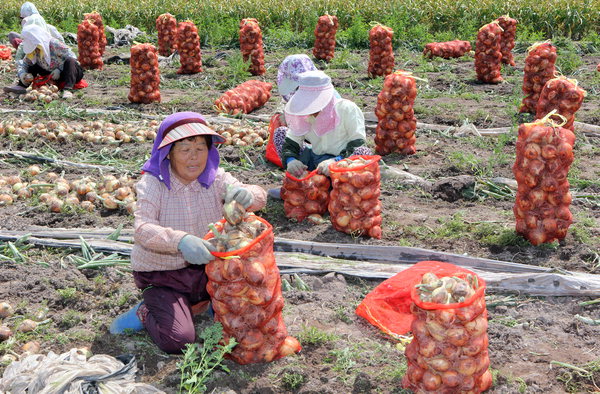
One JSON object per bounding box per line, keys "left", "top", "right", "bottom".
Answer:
{"left": 156, "top": 13, "right": 178, "bottom": 56}
{"left": 214, "top": 80, "right": 272, "bottom": 115}
{"left": 281, "top": 170, "right": 330, "bottom": 223}
{"left": 204, "top": 201, "right": 301, "bottom": 364}
{"left": 474, "top": 21, "right": 503, "bottom": 83}
{"left": 239, "top": 18, "right": 266, "bottom": 76}
{"left": 176, "top": 21, "right": 202, "bottom": 74}
{"left": 535, "top": 76, "right": 586, "bottom": 131}
{"left": 423, "top": 40, "right": 471, "bottom": 59}
{"left": 496, "top": 16, "right": 518, "bottom": 66}
{"left": 0, "top": 45, "right": 12, "bottom": 60}
{"left": 328, "top": 155, "right": 382, "bottom": 239}
{"left": 513, "top": 113, "right": 575, "bottom": 245}
{"left": 128, "top": 44, "right": 160, "bottom": 104}
{"left": 402, "top": 272, "right": 492, "bottom": 393}
{"left": 313, "top": 15, "right": 338, "bottom": 62}
{"left": 83, "top": 12, "right": 107, "bottom": 56}
{"left": 374, "top": 70, "right": 418, "bottom": 156}
{"left": 519, "top": 42, "right": 557, "bottom": 114}
{"left": 77, "top": 19, "right": 103, "bottom": 70}
{"left": 368, "top": 24, "right": 394, "bottom": 78}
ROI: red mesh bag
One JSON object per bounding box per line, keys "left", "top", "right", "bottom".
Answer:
{"left": 128, "top": 44, "right": 161, "bottom": 104}
{"left": 83, "top": 12, "right": 107, "bottom": 56}
{"left": 513, "top": 115, "right": 575, "bottom": 245}
{"left": 0, "top": 45, "right": 12, "bottom": 60}
{"left": 423, "top": 40, "right": 471, "bottom": 59}
{"left": 368, "top": 24, "right": 394, "bottom": 78}
{"left": 496, "top": 15, "right": 518, "bottom": 66}
{"left": 265, "top": 113, "right": 283, "bottom": 168}
{"left": 519, "top": 42, "right": 557, "bottom": 113}
{"left": 177, "top": 21, "right": 202, "bottom": 74}
{"left": 240, "top": 18, "right": 265, "bottom": 76}
{"left": 374, "top": 70, "right": 418, "bottom": 155}
{"left": 313, "top": 15, "right": 338, "bottom": 62}
{"left": 535, "top": 76, "right": 586, "bottom": 131}
{"left": 281, "top": 170, "right": 330, "bottom": 222}
{"left": 204, "top": 215, "right": 302, "bottom": 364}
{"left": 156, "top": 13, "right": 178, "bottom": 56}
{"left": 328, "top": 155, "right": 382, "bottom": 239}
{"left": 77, "top": 19, "right": 103, "bottom": 70}
{"left": 475, "top": 21, "right": 503, "bottom": 83}
{"left": 214, "top": 80, "right": 272, "bottom": 115}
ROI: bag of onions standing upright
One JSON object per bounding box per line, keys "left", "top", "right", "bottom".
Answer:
{"left": 519, "top": 42, "right": 557, "bottom": 114}
{"left": 328, "top": 155, "right": 382, "bottom": 238}
{"left": 535, "top": 76, "right": 586, "bottom": 131}
{"left": 177, "top": 21, "right": 202, "bottom": 74}
{"left": 129, "top": 44, "right": 160, "bottom": 104}
{"left": 313, "top": 15, "right": 338, "bottom": 62}
{"left": 474, "top": 21, "right": 503, "bottom": 83}
{"left": 83, "top": 12, "right": 107, "bottom": 56}
{"left": 0, "top": 45, "right": 12, "bottom": 60}
{"left": 77, "top": 19, "right": 103, "bottom": 70}
{"left": 239, "top": 18, "right": 265, "bottom": 76}
{"left": 368, "top": 24, "right": 394, "bottom": 78}
{"left": 156, "top": 13, "right": 178, "bottom": 56}
{"left": 281, "top": 170, "right": 330, "bottom": 223}
{"left": 496, "top": 16, "right": 518, "bottom": 66}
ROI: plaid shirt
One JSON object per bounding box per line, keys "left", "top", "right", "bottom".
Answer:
{"left": 131, "top": 167, "right": 266, "bottom": 272}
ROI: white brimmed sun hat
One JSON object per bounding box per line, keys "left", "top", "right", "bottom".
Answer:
{"left": 284, "top": 70, "right": 335, "bottom": 116}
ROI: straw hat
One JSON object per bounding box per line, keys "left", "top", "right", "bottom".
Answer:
{"left": 158, "top": 118, "right": 225, "bottom": 149}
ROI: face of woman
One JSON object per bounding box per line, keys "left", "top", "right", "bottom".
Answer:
{"left": 168, "top": 136, "right": 210, "bottom": 185}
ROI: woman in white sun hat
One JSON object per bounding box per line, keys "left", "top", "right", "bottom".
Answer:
{"left": 7, "top": 2, "right": 64, "bottom": 49}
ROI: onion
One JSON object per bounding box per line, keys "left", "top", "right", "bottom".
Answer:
{"left": 21, "top": 340, "right": 40, "bottom": 354}
{"left": 0, "top": 302, "right": 14, "bottom": 318}
{"left": 422, "top": 370, "right": 442, "bottom": 391}
{"left": 0, "top": 325, "right": 13, "bottom": 342}
{"left": 19, "top": 319, "right": 39, "bottom": 333}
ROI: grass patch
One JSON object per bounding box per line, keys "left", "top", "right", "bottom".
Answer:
{"left": 296, "top": 325, "right": 339, "bottom": 347}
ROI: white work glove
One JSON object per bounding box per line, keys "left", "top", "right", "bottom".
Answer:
{"left": 224, "top": 186, "right": 253, "bottom": 209}
{"left": 50, "top": 69, "right": 61, "bottom": 80}
{"left": 178, "top": 235, "right": 216, "bottom": 265}
{"left": 287, "top": 159, "right": 307, "bottom": 178}
{"left": 20, "top": 73, "right": 34, "bottom": 85}
{"left": 316, "top": 158, "right": 337, "bottom": 177}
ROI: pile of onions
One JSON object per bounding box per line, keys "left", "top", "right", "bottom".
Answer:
{"left": 205, "top": 212, "right": 301, "bottom": 364}
{"left": 83, "top": 12, "right": 107, "bottom": 56}
{"left": 328, "top": 156, "right": 382, "bottom": 239}
{"left": 0, "top": 45, "right": 12, "bottom": 60}
{"left": 313, "top": 15, "right": 338, "bottom": 62}
{"left": 176, "top": 21, "right": 202, "bottom": 74}
{"left": 77, "top": 19, "right": 103, "bottom": 70}
{"left": 374, "top": 70, "right": 418, "bottom": 155}
{"left": 403, "top": 272, "right": 492, "bottom": 393}
{"left": 368, "top": 24, "right": 394, "bottom": 78}
{"left": 513, "top": 115, "right": 575, "bottom": 245}
{"left": 129, "top": 43, "right": 160, "bottom": 104}
{"left": 519, "top": 42, "right": 557, "bottom": 114}
{"left": 239, "top": 18, "right": 265, "bottom": 76}
{"left": 281, "top": 170, "right": 330, "bottom": 223}
{"left": 474, "top": 21, "right": 503, "bottom": 83}
{"left": 535, "top": 76, "right": 586, "bottom": 131}
{"left": 156, "top": 13, "right": 178, "bottom": 56}
{"left": 496, "top": 16, "right": 518, "bottom": 66}
{"left": 423, "top": 40, "right": 471, "bottom": 59}
{"left": 23, "top": 84, "right": 59, "bottom": 103}
{"left": 214, "top": 80, "right": 272, "bottom": 115}
{"left": 215, "top": 123, "right": 268, "bottom": 147}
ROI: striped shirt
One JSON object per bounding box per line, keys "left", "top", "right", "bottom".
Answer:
{"left": 131, "top": 167, "right": 267, "bottom": 272}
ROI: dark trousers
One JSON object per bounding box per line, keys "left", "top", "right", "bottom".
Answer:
{"left": 299, "top": 147, "right": 336, "bottom": 171}
{"left": 133, "top": 265, "right": 210, "bottom": 354}
{"left": 19, "top": 58, "right": 84, "bottom": 90}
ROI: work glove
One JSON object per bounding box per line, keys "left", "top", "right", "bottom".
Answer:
{"left": 20, "top": 73, "right": 34, "bottom": 85}
{"left": 50, "top": 69, "right": 61, "bottom": 80}
{"left": 178, "top": 235, "right": 216, "bottom": 265}
{"left": 224, "top": 186, "right": 253, "bottom": 209}
{"left": 316, "top": 158, "right": 337, "bottom": 177}
{"left": 287, "top": 159, "right": 307, "bottom": 178}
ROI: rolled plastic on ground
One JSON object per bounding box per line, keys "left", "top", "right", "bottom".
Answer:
{"left": 328, "top": 155, "right": 382, "bottom": 239}
{"left": 368, "top": 24, "right": 394, "bottom": 78}
{"left": 496, "top": 15, "right": 517, "bottom": 66}
{"left": 513, "top": 114, "right": 575, "bottom": 245}
{"left": 177, "top": 21, "right": 202, "bottom": 74}
{"left": 77, "top": 19, "right": 103, "bottom": 70}
{"left": 313, "top": 15, "right": 338, "bottom": 62}
{"left": 83, "top": 12, "right": 107, "bottom": 56}
{"left": 475, "top": 21, "right": 503, "bottom": 83}
{"left": 535, "top": 76, "right": 585, "bottom": 131}
{"left": 156, "top": 13, "right": 178, "bottom": 56}
{"left": 423, "top": 40, "right": 471, "bottom": 59}
{"left": 281, "top": 170, "right": 330, "bottom": 222}
{"left": 214, "top": 80, "right": 272, "bottom": 115}
{"left": 520, "top": 42, "right": 557, "bottom": 114}
{"left": 374, "top": 70, "right": 418, "bottom": 155}
{"left": 240, "top": 18, "right": 265, "bottom": 76}
{"left": 129, "top": 44, "right": 160, "bottom": 104}
{"left": 204, "top": 216, "right": 302, "bottom": 364}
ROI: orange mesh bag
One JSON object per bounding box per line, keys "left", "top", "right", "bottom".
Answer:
{"left": 265, "top": 113, "right": 284, "bottom": 168}
{"left": 177, "top": 21, "right": 202, "bottom": 74}
{"left": 204, "top": 215, "right": 302, "bottom": 364}
{"left": 239, "top": 18, "right": 265, "bottom": 76}
{"left": 368, "top": 24, "right": 394, "bottom": 78}
{"left": 423, "top": 40, "right": 471, "bottom": 59}
{"left": 313, "top": 15, "right": 338, "bottom": 62}
{"left": 496, "top": 15, "right": 518, "bottom": 66}
{"left": 214, "top": 80, "right": 272, "bottom": 115}
{"left": 535, "top": 76, "right": 585, "bottom": 131}
{"left": 77, "top": 19, "right": 103, "bottom": 70}
{"left": 281, "top": 170, "right": 330, "bottom": 223}
{"left": 519, "top": 42, "right": 557, "bottom": 113}
{"left": 328, "top": 155, "right": 382, "bottom": 239}
{"left": 475, "top": 21, "right": 503, "bottom": 83}
{"left": 374, "top": 70, "right": 418, "bottom": 156}
{"left": 156, "top": 13, "right": 178, "bottom": 56}
{"left": 128, "top": 44, "right": 161, "bottom": 104}
{"left": 0, "top": 45, "right": 12, "bottom": 60}
{"left": 513, "top": 114, "right": 575, "bottom": 245}
{"left": 83, "top": 12, "right": 107, "bottom": 56}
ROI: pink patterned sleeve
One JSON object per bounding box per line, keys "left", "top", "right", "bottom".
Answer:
{"left": 215, "top": 169, "right": 267, "bottom": 212}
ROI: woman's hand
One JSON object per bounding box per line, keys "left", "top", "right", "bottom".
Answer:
{"left": 50, "top": 69, "right": 61, "bottom": 80}
{"left": 316, "top": 158, "right": 336, "bottom": 177}
{"left": 287, "top": 159, "right": 307, "bottom": 177}
{"left": 178, "top": 235, "right": 216, "bottom": 265}
{"left": 20, "top": 73, "right": 34, "bottom": 85}
{"left": 224, "top": 186, "right": 253, "bottom": 208}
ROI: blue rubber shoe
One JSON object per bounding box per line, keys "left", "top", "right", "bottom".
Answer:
{"left": 110, "top": 302, "right": 144, "bottom": 334}
{"left": 268, "top": 187, "right": 281, "bottom": 200}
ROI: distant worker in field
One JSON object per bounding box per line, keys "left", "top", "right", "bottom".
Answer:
{"left": 3, "top": 25, "right": 83, "bottom": 98}
{"left": 7, "top": 2, "right": 64, "bottom": 49}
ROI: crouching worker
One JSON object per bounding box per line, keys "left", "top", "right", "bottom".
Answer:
{"left": 110, "top": 112, "right": 267, "bottom": 354}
